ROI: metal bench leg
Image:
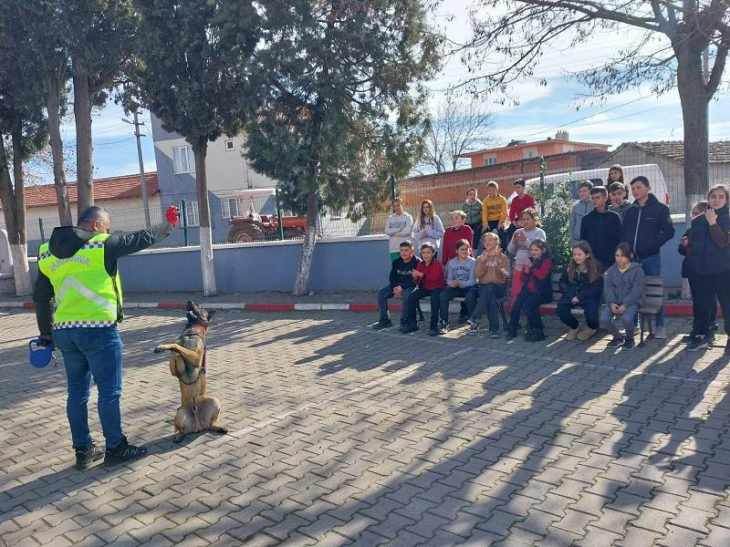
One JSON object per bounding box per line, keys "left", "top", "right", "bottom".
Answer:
{"left": 639, "top": 313, "right": 645, "bottom": 347}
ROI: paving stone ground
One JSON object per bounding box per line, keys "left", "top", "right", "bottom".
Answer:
{"left": 1, "top": 309, "right": 729, "bottom": 547}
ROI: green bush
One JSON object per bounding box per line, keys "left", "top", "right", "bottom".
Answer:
{"left": 533, "top": 181, "right": 574, "bottom": 272}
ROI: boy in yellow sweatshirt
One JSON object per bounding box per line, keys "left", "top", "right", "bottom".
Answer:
{"left": 481, "top": 181, "right": 508, "bottom": 250}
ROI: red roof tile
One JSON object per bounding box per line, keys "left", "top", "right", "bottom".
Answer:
{"left": 618, "top": 141, "right": 730, "bottom": 164}
{"left": 20, "top": 173, "right": 159, "bottom": 209}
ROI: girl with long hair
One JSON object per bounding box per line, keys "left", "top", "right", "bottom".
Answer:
{"left": 557, "top": 241, "right": 604, "bottom": 342}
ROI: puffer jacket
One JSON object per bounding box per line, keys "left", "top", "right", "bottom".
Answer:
{"left": 680, "top": 206, "right": 730, "bottom": 277}
{"left": 558, "top": 269, "right": 604, "bottom": 305}
{"left": 621, "top": 193, "right": 674, "bottom": 260}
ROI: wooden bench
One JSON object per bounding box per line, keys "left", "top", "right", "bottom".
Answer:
{"left": 452, "top": 273, "right": 664, "bottom": 344}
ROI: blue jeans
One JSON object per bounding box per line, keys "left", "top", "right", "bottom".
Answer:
{"left": 638, "top": 254, "right": 664, "bottom": 327}
{"left": 378, "top": 285, "right": 415, "bottom": 323}
{"left": 53, "top": 326, "right": 125, "bottom": 449}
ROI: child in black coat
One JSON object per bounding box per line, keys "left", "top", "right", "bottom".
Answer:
{"left": 558, "top": 241, "right": 604, "bottom": 342}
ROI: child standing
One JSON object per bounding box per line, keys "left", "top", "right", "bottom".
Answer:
{"left": 507, "top": 209, "right": 546, "bottom": 303}
{"left": 482, "top": 181, "right": 509, "bottom": 250}
{"left": 600, "top": 243, "right": 644, "bottom": 350}
{"left": 469, "top": 232, "right": 510, "bottom": 337}
{"left": 682, "top": 186, "right": 730, "bottom": 352}
{"left": 506, "top": 179, "right": 537, "bottom": 245}
{"left": 557, "top": 241, "right": 604, "bottom": 341}
{"left": 608, "top": 182, "right": 632, "bottom": 222}
{"left": 463, "top": 188, "right": 483, "bottom": 249}
{"left": 439, "top": 239, "right": 477, "bottom": 334}
{"left": 405, "top": 242, "right": 445, "bottom": 335}
{"left": 679, "top": 201, "right": 718, "bottom": 346}
{"left": 506, "top": 240, "right": 552, "bottom": 342}
{"left": 441, "top": 211, "right": 474, "bottom": 265}
{"left": 384, "top": 197, "right": 414, "bottom": 262}
{"left": 412, "top": 199, "right": 445, "bottom": 257}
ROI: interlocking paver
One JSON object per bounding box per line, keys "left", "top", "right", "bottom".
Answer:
{"left": 1, "top": 310, "right": 727, "bottom": 547}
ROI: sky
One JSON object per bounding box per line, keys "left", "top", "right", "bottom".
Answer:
{"left": 35, "top": 0, "right": 730, "bottom": 185}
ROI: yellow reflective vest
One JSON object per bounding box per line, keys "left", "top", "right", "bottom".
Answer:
{"left": 37, "top": 233, "right": 123, "bottom": 329}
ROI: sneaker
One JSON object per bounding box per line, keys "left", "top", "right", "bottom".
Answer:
{"left": 654, "top": 326, "right": 667, "bottom": 340}
{"left": 530, "top": 328, "right": 546, "bottom": 342}
{"left": 565, "top": 328, "right": 580, "bottom": 341}
{"left": 607, "top": 337, "right": 624, "bottom": 348}
{"left": 75, "top": 443, "right": 105, "bottom": 471}
{"left": 682, "top": 331, "right": 697, "bottom": 343}
{"left": 428, "top": 327, "right": 438, "bottom": 336}
{"left": 686, "top": 336, "right": 709, "bottom": 352}
{"left": 505, "top": 328, "right": 517, "bottom": 341}
{"left": 467, "top": 319, "right": 479, "bottom": 336}
{"left": 577, "top": 328, "right": 597, "bottom": 342}
{"left": 622, "top": 339, "right": 635, "bottom": 351}
{"left": 104, "top": 437, "right": 148, "bottom": 468}
{"left": 524, "top": 329, "right": 535, "bottom": 342}
{"left": 489, "top": 330, "right": 500, "bottom": 339}
{"left": 373, "top": 318, "right": 392, "bottom": 330}
{"left": 438, "top": 320, "right": 449, "bottom": 335}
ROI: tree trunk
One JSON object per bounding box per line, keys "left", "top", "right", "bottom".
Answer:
{"left": 0, "top": 131, "right": 32, "bottom": 296}
{"left": 46, "top": 78, "right": 73, "bottom": 226}
{"left": 293, "top": 192, "right": 319, "bottom": 296}
{"left": 193, "top": 139, "right": 217, "bottom": 296}
{"left": 675, "top": 41, "right": 710, "bottom": 212}
{"left": 73, "top": 57, "right": 94, "bottom": 215}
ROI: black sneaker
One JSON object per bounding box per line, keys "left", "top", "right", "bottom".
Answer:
{"left": 530, "top": 328, "right": 546, "bottom": 342}
{"left": 607, "top": 337, "right": 624, "bottom": 347}
{"left": 104, "top": 437, "right": 148, "bottom": 468}
{"left": 373, "top": 318, "right": 392, "bottom": 330}
{"left": 467, "top": 319, "right": 479, "bottom": 336}
{"left": 438, "top": 321, "right": 449, "bottom": 335}
{"left": 402, "top": 323, "right": 419, "bottom": 334}
{"left": 505, "top": 328, "right": 517, "bottom": 341}
{"left": 75, "top": 443, "right": 105, "bottom": 471}
{"left": 428, "top": 327, "right": 438, "bottom": 336}
{"left": 686, "top": 336, "right": 709, "bottom": 352}
{"left": 622, "top": 339, "right": 635, "bottom": 351}
{"left": 682, "top": 331, "right": 697, "bottom": 343}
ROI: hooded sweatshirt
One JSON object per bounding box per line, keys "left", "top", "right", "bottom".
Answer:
{"left": 414, "top": 259, "right": 445, "bottom": 290}
{"left": 604, "top": 261, "right": 644, "bottom": 308}
{"left": 482, "top": 195, "right": 508, "bottom": 224}
{"left": 620, "top": 193, "right": 674, "bottom": 260}
{"left": 33, "top": 222, "right": 174, "bottom": 335}
{"left": 446, "top": 256, "right": 477, "bottom": 288}
{"left": 475, "top": 250, "right": 510, "bottom": 285}
{"left": 610, "top": 200, "right": 632, "bottom": 222}
{"left": 412, "top": 215, "right": 445, "bottom": 253}
{"left": 579, "top": 208, "right": 622, "bottom": 269}
{"left": 569, "top": 199, "right": 594, "bottom": 245}
{"left": 384, "top": 212, "right": 414, "bottom": 253}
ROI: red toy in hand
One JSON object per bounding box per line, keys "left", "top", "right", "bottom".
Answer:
{"left": 166, "top": 206, "right": 180, "bottom": 227}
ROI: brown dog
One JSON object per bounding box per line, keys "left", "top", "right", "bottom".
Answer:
{"left": 154, "top": 301, "right": 227, "bottom": 443}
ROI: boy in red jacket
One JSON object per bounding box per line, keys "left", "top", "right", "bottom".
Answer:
{"left": 404, "top": 242, "right": 445, "bottom": 335}
{"left": 441, "top": 210, "right": 473, "bottom": 323}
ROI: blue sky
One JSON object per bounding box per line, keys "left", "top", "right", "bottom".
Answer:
{"left": 39, "top": 0, "right": 730, "bottom": 184}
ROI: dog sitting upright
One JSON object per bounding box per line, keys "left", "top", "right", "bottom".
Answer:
{"left": 154, "top": 301, "right": 227, "bottom": 443}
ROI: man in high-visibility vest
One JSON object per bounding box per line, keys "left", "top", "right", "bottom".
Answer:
{"left": 33, "top": 205, "right": 180, "bottom": 469}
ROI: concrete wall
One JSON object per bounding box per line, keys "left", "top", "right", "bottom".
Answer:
{"left": 27, "top": 224, "right": 689, "bottom": 293}
{"left": 28, "top": 236, "right": 391, "bottom": 293}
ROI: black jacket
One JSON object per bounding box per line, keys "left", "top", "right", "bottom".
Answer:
{"left": 389, "top": 256, "right": 420, "bottom": 289}
{"left": 580, "top": 209, "right": 622, "bottom": 269}
{"left": 679, "top": 207, "right": 730, "bottom": 278}
{"left": 33, "top": 222, "right": 174, "bottom": 335}
{"left": 620, "top": 194, "right": 674, "bottom": 260}
{"left": 558, "top": 269, "right": 604, "bottom": 305}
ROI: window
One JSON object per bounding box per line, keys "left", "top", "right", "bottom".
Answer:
{"left": 221, "top": 198, "right": 240, "bottom": 219}
{"left": 224, "top": 140, "right": 235, "bottom": 151}
{"left": 173, "top": 146, "right": 195, "bottom": 174}
{"left": 483, "top": 156, "right": 497, "bottom": 166}
{"left": 182, "top": 200, "right": 199, "bottom": 226}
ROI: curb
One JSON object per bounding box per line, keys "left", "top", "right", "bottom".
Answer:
{"left": 0, "top": 300, "right": 701, "bottom": 316}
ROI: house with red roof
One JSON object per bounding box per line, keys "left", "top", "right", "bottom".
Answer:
{"left": 0, "top": 172, "right": 161, "bottom": 254}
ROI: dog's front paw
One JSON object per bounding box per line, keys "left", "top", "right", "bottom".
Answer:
{"left": 174, "top": 434, "right": 184, "bottom": 444}
{"left": 154, "top": 346, "right": 166, "bottom": 354}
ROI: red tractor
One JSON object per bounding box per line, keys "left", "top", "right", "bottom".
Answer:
{"left": 227, "top": 214, "right": 308, "bottom": 243}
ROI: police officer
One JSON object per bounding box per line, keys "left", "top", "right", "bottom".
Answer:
{"left": 33, "top": 205, "right": 179, "bottom": 469}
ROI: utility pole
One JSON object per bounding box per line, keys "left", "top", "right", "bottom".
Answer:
{"left": 123, "top": 111, "right": 151, "bottom": 227}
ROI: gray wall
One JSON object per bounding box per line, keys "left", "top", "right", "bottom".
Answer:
{"left": 118, "top": 236, "right": 390, "bottom": 292}
{"left": 28, "top": 225, "right": 688, "bottom": 294}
